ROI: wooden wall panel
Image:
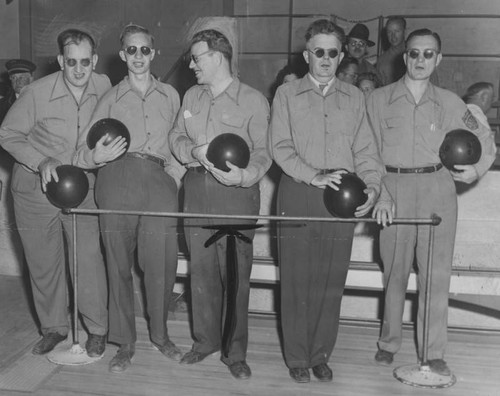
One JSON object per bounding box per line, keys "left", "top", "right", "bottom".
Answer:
{"left": 234, "top": 0, "right": 290, "bottom": 15}
{"left": 239, "top": 17, "right": 289, "bottom": 53}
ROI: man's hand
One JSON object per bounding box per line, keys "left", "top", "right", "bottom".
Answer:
{"left": 92, "top": 134, "right": 128, "bottom": 165}
{"left": 38, "top": 157, "right": 62, "bottom": 192}
{"left": 354, "top": 187, "right": 377, "bottom": 218}
{"left": 191, "top": 144, "right": 213, "bottom": 169}
{"left": 372, "top": 199, "right": 395, "bottom": 227}
{"left": 451, "top": 164, "right": 479, "bottom": 184}
{"left": 311, "top": 169, "right": 347, "bottom": 190}
{"left": 210, "top": 161, "right": 245, "bottom": 186}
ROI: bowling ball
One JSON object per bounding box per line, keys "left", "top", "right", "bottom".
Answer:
{"left": 439, "top": 129, "right": 481, "bottom": 171}
{"left": 206, "top": 133, "right": 250, "bottom": 172}
{"left": 46, "top": 165, "right": 89, "bottom": 209}
{"left": 86, "top": 118, "right": 131, "bottom": 155}
{"left": 323, "top": 173, "right": 368, "bottom": 218}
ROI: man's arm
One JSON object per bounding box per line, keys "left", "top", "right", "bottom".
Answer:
{"left": 168, "top": 90, "right": 198, "bottom": 166}
{"left": 0, "top": 88, "right": 45, "bottom": 171}
{"left": 268, "top": 86, "right": 318, "bottom": 184}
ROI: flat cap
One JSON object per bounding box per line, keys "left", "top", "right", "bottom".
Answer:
{"left": 5, "top": 59, "right": 36, "bottom": 75}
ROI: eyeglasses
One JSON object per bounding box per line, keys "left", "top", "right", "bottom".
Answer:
{"left": 307, "top": 48, "right": 339, "bottom": 59}
{"left": 348, "top": 40, "right": 367, "bottom": 48}
{"left": 406, "top": 49, "right": 438, "bottom": 60}
{"left": 190, "top": 50, "right": 214, "bottom": 64}
{"left": 65, "top": 58, "right": 92, "bottom": 67}
{"left": 125, "top": 46, "right": 152, "bottom": 56}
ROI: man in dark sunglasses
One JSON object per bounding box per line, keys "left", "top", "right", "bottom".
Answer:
{"left": 269, "top": 18, "right": 386, "bottom": 384}
{"left": 368, "top": 28, "right": 496, "bottom": 377}
{"left": 0, "top": 29, "right": 111, "bottom": 359}
{"left": 73, "top": 23, "right": 185, "bottom": 374}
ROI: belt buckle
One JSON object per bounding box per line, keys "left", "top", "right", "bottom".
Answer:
{"left": 416, "top": 167, "right": 424, "bottom": 174}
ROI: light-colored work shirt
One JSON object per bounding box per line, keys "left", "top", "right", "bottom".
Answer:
{"left": 367, "top": 78, "right": 496, "bottom": 178}
{"left": 269, "top": 73, "right": 384, "bottom": 193}
{"left": 169, "top": 78, "right": 271, "bottom": 188}
{"left": 0, "top": 71, "right": 111, "bottom": 171}
{"left": 73, "top": 76, "right": 184, "bottom": 183}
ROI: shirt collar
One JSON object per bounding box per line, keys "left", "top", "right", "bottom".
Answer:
{"left": 388, "top": 77, "right": 440, "bottom": 107}
{"left": 296, "top": 74, "right": 351, "bottom": 97}
{"left": 49, "top": 71, "right": 99, "bottom": 102}
{"left": 115, "top": 75, "right": 170, "bottom": 102}
{"left": 196, "top": 77, "right": 241, "bottom": 104}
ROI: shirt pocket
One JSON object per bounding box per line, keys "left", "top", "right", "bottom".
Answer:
{"left": 382, "top": 116, "right": 405, "bottom": 146}
{"left": 27, "top": 117, "right": 69, "bottom": 157}
{"left": 184, "top": 111, "right": 207, "bottom": 145}
{"left": 220, "top": 113, "right": 246, "bottom": 135}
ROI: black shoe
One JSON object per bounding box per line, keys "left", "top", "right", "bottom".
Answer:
{"left": 86, "top": 334, "right": 106, "bottom": 358}
{"left": 179, "top": 349, "right": 212, "bottom": 364}
{"left": 289, "top": 367, "right": 310, "bottom": 383}
{"left": 374, "top": 349, "right": 394, "bottom": 366}
{"left": 228, "top": 361, "right": 252, "bottom": 380}
{"left": 154, "top": 340, "right": 183, "bottom": 361}
{"left": 428, "top": 359, "right": 451, "bottom": 376}
{"left": 312, "top": 363, "right": 332, "bottom": 382}
{"left": 109, "top": 344, "right": 135, "bottom": 373}
{"left": 32, "top": 332, "right": 67, "bottom": 355}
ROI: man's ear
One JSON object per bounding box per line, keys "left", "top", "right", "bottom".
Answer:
{"left": 92, "top": 53, "right": 98, "bottom": 70}
{"left": 57, "top": 54, "right": 64, "bottom": 70}
{"left": 303, "top": 49, "right": 309, "bottom": 64}
{"left": 119, "top": 50, "right": 126, "bottom": 62}
{"left": 435, "top": 52, "right": 442, "bottom": 68}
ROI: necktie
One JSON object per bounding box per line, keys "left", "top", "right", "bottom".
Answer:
{"left": 319, "top": 84, "right": 327, "bottom": 94}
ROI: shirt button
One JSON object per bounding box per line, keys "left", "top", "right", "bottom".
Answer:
{"left": 324, "top": 114, "right": 328, "bottom": 117}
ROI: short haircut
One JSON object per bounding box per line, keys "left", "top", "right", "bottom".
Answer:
{"left": 57, "top": 29, "right": 96, "bottom": 55}
{"left": 120, "top": 24, "right": 154, "bottom": 48}
{"left": 336, "top": 56, "right": 358, "bottom": 76}
{"left": 357, "top": 72, "right": 381, "bottom": 89}
{"left": 405, "top": 28, "right": 441, "bottom": 52}
{"left": 191, "top": 29, "right": 233, "bottom": 64}
{"left": 462, "top": 82, "right": 494, "bottom": 103}
{"left": 305, "top": 19, "right": 346, "bottom": 45}
{"left": 386, "top": 16, "right": 406, "bottom": 30}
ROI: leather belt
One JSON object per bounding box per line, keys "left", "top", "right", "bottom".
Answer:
{"left": 189, "top": 166, "right": 209, "bottom": 174}
{"left": 125, "top": 152, "right": 165, "bottom": 168}
{"left": 386, "top": 164, "right": 443, "bottom": 174}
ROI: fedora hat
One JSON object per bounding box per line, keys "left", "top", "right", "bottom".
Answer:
{"left": 347, "top": 23, "right": 375, "bottom": 47}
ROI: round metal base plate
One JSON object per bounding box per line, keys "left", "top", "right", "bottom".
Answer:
{"left": 47, "top": 343, "right": 103, "bottom": 366}
{"left": 393, "top": 364, "right": 457, "bottom": 388}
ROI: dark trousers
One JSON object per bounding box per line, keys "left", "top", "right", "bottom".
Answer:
{"left": 277, "top": 174, "right": 355, "bottom": 369}
{"left": 183, "top": 168, "right": 260, "bottom": 365}
{"left": 95, "top": 156, "right": 179, "bottom": 346}
{"left": 12, "top": 163, "right": 107, "bottom": 336}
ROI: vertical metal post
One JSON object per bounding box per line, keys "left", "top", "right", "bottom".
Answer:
{"left": 72, "top": 213, "right": 79, "bottom": 346}
{"left": 421, "top": 223, "right": 435, "bottom": 365}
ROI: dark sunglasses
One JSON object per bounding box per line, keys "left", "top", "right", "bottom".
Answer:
{"left": 65, "top": 58, "right": 91, "bottom": 67}
{"left": 125, "top": 46, "right": 152, "bottom": 56}
{"left": 406, "top": 49, "right": 438, "bottom": 60}
{"left": 308, "top": 48, "right": 339, "bottom": 59}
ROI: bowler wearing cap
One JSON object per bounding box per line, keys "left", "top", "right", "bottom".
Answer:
{"left": 0, "top": 59, "right": 36, "bottom": 123}
{"left": 345, "top": 23, "right": 379, "bottom": 76}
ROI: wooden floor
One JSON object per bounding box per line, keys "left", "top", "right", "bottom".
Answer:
{"left": 1, "top": 274, "right": 500, "bottom": 396}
